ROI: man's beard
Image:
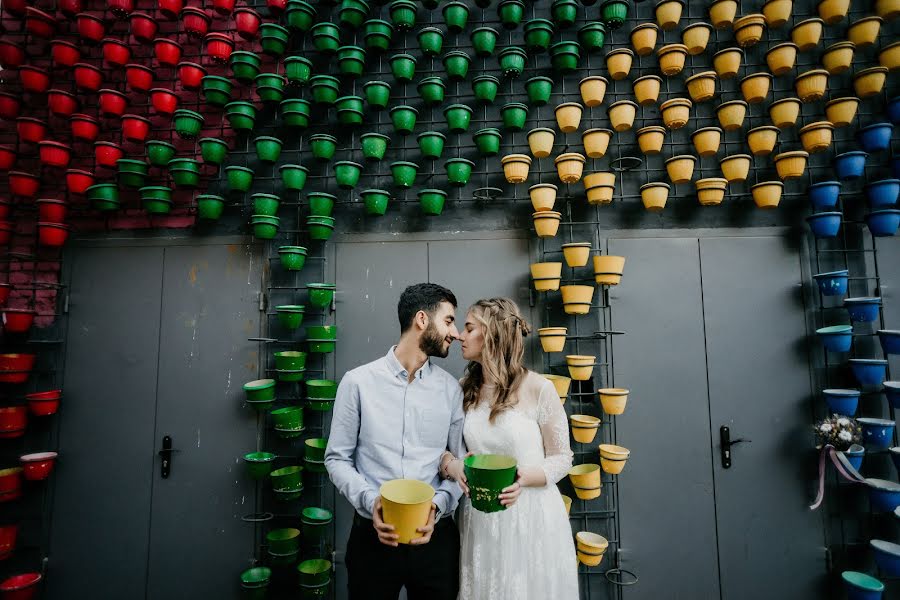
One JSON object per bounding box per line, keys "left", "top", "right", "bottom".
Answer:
{"left": 419, "top": 322, "right": 449, "bottom": 358}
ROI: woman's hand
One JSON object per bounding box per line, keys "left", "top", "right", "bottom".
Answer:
{"left": 445, "top": 452, "right": 473, "bottom": 495}
{"left": 499, "top": 473, "right": 522, "bottom": 507}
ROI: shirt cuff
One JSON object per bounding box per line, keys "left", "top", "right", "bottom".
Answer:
{"left": 364, "top": 489, "right": 378, "bottom": 518}
{"left": 433, "top": 489, "right": 451, "bottom": 519}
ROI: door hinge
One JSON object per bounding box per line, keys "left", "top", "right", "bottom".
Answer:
{"left": 258, "top": 291, "right": 266, "bottom": 312}
{"left": 62, "top": 292, "right": 69, "bottom": 314}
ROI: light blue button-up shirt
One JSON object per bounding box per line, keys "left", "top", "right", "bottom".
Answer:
{"left": 325, "top": 346, "right": 466, "bottom": 520}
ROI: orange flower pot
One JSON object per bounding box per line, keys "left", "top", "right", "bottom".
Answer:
{"left": 879, "top": 41, "right": 900, "bottom": 71}
{"left": 579, "top": 76, "right": 608, "bottom": 107}
{"left": 719, "top": 153, "right": 752, "bottom": 182}
{"left": 768, "top": 97, "right": 802, "bottom": 129}
{"left": 740, "top": 72, "right": 773, "bottom": 104}
{"left": 561, "top": 243, "right": 592, "bottom": 267}
{"left": 636, "top": 126, "right": 666, "bottom": 154}
{"left": 799, "top": 121, "right": 834, "bottom": 153}
{"left": 502, "top": 154, "right": 532, "bottom": 183}
{"left": 716, "top": 100, "right": 748, "bottom": 131}
{"left": 607, "top": 100, "right": 638, "bottom": 132}
{"left": 640, "top": 182, "right": 670, "bottom": 211}
{"left": 713, "top": 47, "right": 743, "bottom": 78}
{"left": 529, "top": 183, "right": 558, "bottom": 212}
{"left": 605, "top": 48, "right": 635, "bottom": 80}
{"left": 660, "top": 97, "right": 692, "bottom": 129}
{"left": 630, "top": 23, "right": 659, "bottom": 56}
{"left": 633, "top": 75, "right": 662, "bottom": 105}
{"left": 695, "top": 177, "right": 728, "bottom": 206}
{"left": 822, "top": 41, "right": 855, "bottom": 74}
{"left": 765, "top": 42, "right": 798, "bottom": 76}
{"left": 853, "top": 66, "right": 888, "bottom": 98}
{"left": 555, "top": 152, "right": 586, "bottom": 184}
{"left": 762, "top": 0, "right": 793, "bottom": 27}
{"left": 825, "top": 97, "right": 860, "bottom": 127}
{"left": 583, "top": 128, "right": 613, "bottom": 158}
{"left": 773, "top": 150, "right": 808, "bottom": 180}
{"left": 527, "top": 128, "right": 555, "bottom": 158}
{"left": 682, "top": 22, "right": 713, "bottom": 54}
{"left": 533, "top": 210, "right": 562, "bottom": 237}
{"left": 848, "top": 16, "right": 882, "bottom": 46}
{"left": 685, "top": 71, "right": 717, "bottom": 102}
{"left": 555, "top": 102, "right": 583, "bottom": 133}
{"left": 818, "top": 0, "right": 850, "bottom": 24}
{"left": 751, "top": 181, "right": 784, "bottom": 208}
{"left": 709, "top": 0, "right": 738, "bottom": 28}
{"left": 691, "top": 126, "right": 722, "bottom": 156}
{"left": 657, "top": 43, "right": 688, "bottom": 76}
{"left": 746, "top": 125, "right": 779, "bottom": 156}
{"left": 733, "top": 13, "right": 766, "bottom": 47}
{"left": 655, "top": 0, "right": 684, "bottom": 30}
{"left": 795, "top": 69, "right": 828, "bottom": 102}
{"left": 791, "top": 18, "right": 823, "bottom": 51}
{"left": 665, "top": 154, "right": 697, "bottom": 184}
{"left": 592, "top": 255, "right": 625, "bottom": 285}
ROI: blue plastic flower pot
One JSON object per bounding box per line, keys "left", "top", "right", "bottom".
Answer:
{"left": 844, "top": 297, "right": 882, "bottom": 323}
{"left": 813, "top": 270, "right": 849, "bottom": 297}
{"left": 808, "top": 181, "right": 841, "bottom": 210}
{"left": 843, "top": 444, "right": 864, "bottom": 471}
{"left": 858, "top": 122, "right": 894, "bottom": 153}
{"left": 850, "top": 359, "right": 889, "bottom": 387}
{"left": 864, "top": 179, "right": 899, "bottom": 209}
{"left": 834, "top": 151, "right": 868, "bottom": 180}
{"left": 866, "top": 209, "right": 900, "bottom": 236}
{"left": 885, "top": 382, "right": 900, "bottom": 409}
{"left": 878, "top": 330, "right": 900, "bottom": 355}
{"left": 842, "top": 570, "right": 885, "bottom": 600}
{"left": 824, "top": 388, "right": 860, "bottom": 415}
{"left": 889, "top": 97, "right": 900, "bottom": 125}
{"left": 858, "top": 418, "right": 896, "bottom": 449}
{"left": 806, "top": 212, "right": 842, "bottom": 238}
{"left": 867, "top": 479, "right": 900, "bottom": 513}
{"left": 817, "top": 325, "right": 853, "bottom": 352}
{"left": 871, "top": 540, "right": 900, "bottom": 577}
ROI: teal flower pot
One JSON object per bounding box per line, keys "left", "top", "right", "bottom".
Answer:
{"left": 146, "top": 140, "right": 177, "bottom": 167}
{"left": 390, "top": 105, "right": 418, "bottom": 135}
{"left": 308, "top": 192, "right": 336, "bottom": 216}
{"left": 87, "top": 183, "right": 120, "bottom": 211}
{"left": 390, "top": 53, "right": 416, "bottom": 82}
{"left": 225, "top": 100, "right": 258, "bottom": 131}
{"left": 338, "top": 0, "right": 368, "bottom": 29}
{"left": 360, "top": 189, "right": 390, "bottom": 215}
{"left": 230, "top": 51, "right": 261, "bottom": 83}
{"left": 391, "top": 161, "right": 418, "bottom": 188}
{"left": 260, "top": 23, "right": 290, "bottom": 56}
{"left": 526, "top": 76, "right": 553, "bottom": 105}
{"left": 601, "top": 0, "right": 628, "bottom": 29}
{"left": 443, "top": 1, "right": 469, "bottom": 32}
{"left": 443, "top": 50, "right": 471, "bottom": 81}
{"left": 550, "top": 41, "right": 581, "bottom": 73}
{"left": 472, "top": 75, "right": 500, "bottom": 104}
{"left": 275, "top": 305, "right": 305, "bottom": 329}
{"left": 498, "top": 0, "right": 525, "bottom": 29}
{"left": 284, "top": 55, "right": 313, "bottom": 85}
{"left": 255, "top": 136, "right": 283, "bottom": 163}
{"left": 310, "top": 134, "right": 337, "bottom": 161}
{"left": 196, "top": 194, "right": 225, "bottom": 219}
{"left": 360, "top": 132, "right": 389, "bottom": 160}
{"left": 445, "top": 158, "right": 475, "bottom": 186}
{"left": 389, "top": 0, "right": 417, "bottom": 31}
{"left": 501, "top": 102, "right": 528, "bottom": 130}
{"left": 307, "top": 283, "right": 336, "bottom": 307}
{"left": 417, "top": 77, "right": 446, "bottom": 106}
{"left": 552, "top": 0, "right": 579, "bottom": 28}
{"left": 336, "top": 95, "right": 365, "bottom": 126}
{"left": 524, "top": 19, "right": 554, "bottom": 53}
{"left": 579, "top": 22, "right": 607, "bottom": 52}
{"left": 280, "top": 98, "right": 311, "bottom": 128}
{"left": 307, "top": 215, "right": 335, "bottom": 241}
{"left": 498, "top": 47, "right": 527, "bottom": 78}
{"left": 226, "top": 166, "right": 254, "bottom": 192}
{"left": 168, "top": 158, "right": 201, "bottom": 188}
{"left": 284, "top": 0, "right": 315, "bottom": 31}
{"left": 140, "top": 185, "right": 173, "bottom": 214}
{"left": 473, "top": 128, "right": 502, "bottom": 156}
{"left": 363, "top": 19, "right": 393, "bottom": 52}
{"left": 278, "top": 246, "right": 308, "bottom": 271}
{"left": 417, "top": 131, "right": 446, "bottom": 159}
{"left": 337, "top": 45, "right": 366, "bottom": 77}
{"left": 363, "top": 80, "right": 390, "bottom": 109}
{"left": 444, "top": 103, "right": 474, "bottom": 133}
{"left": 199, "top": 137, "right": 229, "bottom": 165}
{"left": 471, "top": 26, "right": 499, "bottom": 57}
{"left": 311, "top": 22, "right": 341, "bottom": 54}
{"left": 201, "top": 75, "right": 232, "bottom": 106}
{"left": 334, "top": 161, "right": 363, "bottom": 189}
{"left": 252, "top": 192, "right": 280, "bottom": 216}
{"left": 418, "top": 189, "right": 447, "bottom": 215}
{"left": 251, "top": 215, "right": 280, "bottom": 239}
{"left": 417, "top": 26, "right": 443, "bottom": 56}
{"left": 305, "top": 325, "right": 337, "bottom": 353}
{"left": 280, "top": 164, "right": 308, "bottom": 191}
{"left": 310, "top": 75, "right": 340, "bottom": 105}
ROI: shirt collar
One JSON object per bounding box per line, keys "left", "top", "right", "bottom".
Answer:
{"left": 385, "top": 345, "right": 432, "bottom": 380}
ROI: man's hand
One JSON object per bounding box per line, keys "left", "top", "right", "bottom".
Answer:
{"left": 409, "top": 503, "right": 438, "bottom": 546}
{"left": 372, "top": 497, "right": 399, "bottom": 547}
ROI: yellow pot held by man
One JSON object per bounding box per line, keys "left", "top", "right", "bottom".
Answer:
{"left": 379, "top": 479, "right": 435, "bottom": 544}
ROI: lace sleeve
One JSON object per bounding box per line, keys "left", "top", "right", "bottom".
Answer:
{"left": 536, "top": 380, "right": 574, "bottom": 485}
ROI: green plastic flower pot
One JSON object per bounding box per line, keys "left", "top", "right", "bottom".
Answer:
{"left": 472, "top": 75, "right": 500, "bottom": 104}
{"left": 276, "top": 305, "right": 305, "bottom": 329}
{"left": 309, "top": 192, "right": 336, "bottom": 216}
{"left": 524, "top": 19, "right": 554, "bottom": 53}
{"left": 444, "top": 104, "right": 474, "bottom": 133}
{"left": 338, "top": 0, "right": 368, "bottom": 29}
{"left": 417, "top": 131, "right": 446, "bottom": 159}
{"left": 285, "top": 0, "right": 315, "bottom": 31}
{"left": 146, "top": 140, "right": 177, "bottom": 167}
{"left": 336, "top": 96, "right": 365, "bottom": 126}
{"left": 363, "top": 19, "right": 393, "bottom": 52}
{"left": 390, "top": 105, "right": 418, "bottom": 135}
{"left": 443, "top": 1, "right": 468, "bottom": 32}
{"left": 301, "top": 507, "right": 334, "bottom": 542}
{"left": 275, "top": 349, "right": 307, "bottom": 372}
{"left": 471, "top": 26, "right": 499, "bottom": 57}
{"left": 274, "top": 485, "right": 304, "bottom": 502}
{"left": 390, "top": 161, "right": 418, "bottom": 188}
{"left": 464, "top": 454, "right": 517, "bottom": 513}
{"left": 443, "top": 50, "right": 471, "bottom": 81}
{"left": 297, "top": 559, "right": 331, "bottom": 588}
{"left": 278, "top": 246, "right": 308, "bottom": 271}
{"left": 389, "top": 0, "right": 416, "bottom": 30}
{"left": 271, "top": 465, "right": 303, "bottom": 490}
{"left": 601, "top": 0, "right": 628, "bottom": 29}
{"left": 360, "top": 132, "right": 389, "bottom": 160}
{"left": 260, "top": 23, "right": 290, "bottom": 56}
{"left": 196, "top": 194, "right": 225, "bottom": 219}
{"left": 227, "top": 166, "right": 254, "bottom": 192}
{"left": 360, "top": 189, "right": 390, "bottom": 215}
{"left": 306, "top": 378, "right": 338, "bottom": 399}
{"left": 498, "top": 0, "right": 525, "bottom": 28}
{"left": 230, "top": 51, "right": 261, "bottom": 83}
{"left": 473, "top": 128, "right": 502, "bottom": 156}
{"left": 445, "top": 158, "right": 475, "bottom": 186}
{"left": 267, "top": 528, "right": 301, "bottom": 556}
{"left": 498, "top": 47, "right": 527, "bottom": 78}
{"left": 168, "top": 159, "right": 201, "bottom": 188}
{"left": 280, "top": 98, "right": 311, "bottom": 128}
{"left": 579, "top": 21, "right": 607, "bottom": 52}
{"left": 417, "top": 77, "right": 446, "bottom": 106}
{"left": 310, "top": 134, "right": 337, "bottom": 161}
{"left": 244, "top": 452, "right": 276, "bottom": 479}
{"left": 310, "top": 75, "right": 340, "bottom": 105}
{"left": 552, "top": 0, "right": 579, "bottom": 28}
{"left": 271, "top": 406, "right": 305, "bottom": 432}
{"left": 305, "top": 326, "right": 337, "bottom": 354}
{"left": 418, "top": 189, "right": 447, "bottom": 215}
{"left": 117, "top": 159, "right": 150, "bottom": 189}
{"left": 280, "top": 164, "right": 308, "bottom": 191}
{"left": 308, "top": 283, "right": 336, "bottom": 307}
{"left": 255, "top": 73, "right": 286, "bottom": 100}
{"left": 271, "top": 405, "right": 304, "bottom": 430}
{"left": 255, "top": 136, "right": 283, "bottom": 163}
{"left": 87, "top": 183, "right": 120, "bottom": 211}
{"left": 363, "top": 81, "right": 390, "bottom": 109}
{"left": 311, "top": 22, "right": 340, "bottom": 54}
{"left": 201, "top": 75, "right": 232, "bottom": 106}
{"left": 334, "top": 161, "right": 363, "bottom": 189}
{"left": 417, "top": 27, "right": 443, "bottom": 56}
{"left": 199, "top": 137, "right": 229, "bottom": 165}
{"left": 140, "top": 186, "right": 173, "bottom": 213}
{"left": 118, "top": 171, "right": 148, "bottom": 189}
{"left": 550, "top": 41, "right": 581, "bottom": 73}
{"left": 337, "top": 46, "right": 366, "bottom": 77}
{"left": 251, "top": 215, "right": 280, "bottom": 239}
{"left": 284, "top": 56, "right": 313, "bottom": 85}
{"left": 252, "top": 192, "right": 280, "bottom": 215}
{"left": 526, "top": 76, "right": 553, "bottom": 105}
{"left": 390, "top": 53, "right": 416, "bottom": 83}
{"left": 225, "top": 101, "right": 257, "bottom": 131}
{"left": 244, "top": 378, "right": 276, "bottom": 402}
{"left": 307, "top": 216, "right": 335, "bottom": 241}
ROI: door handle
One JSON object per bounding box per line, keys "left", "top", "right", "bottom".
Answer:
{"left": 720, "top": 426, "right": 751, "bottom": 469}
{"left": 158, "top": 436, "right": 178, "bottom": 479}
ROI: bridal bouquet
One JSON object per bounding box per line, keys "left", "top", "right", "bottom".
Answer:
{"left": 814, "top": 414, "right": 861, "bottom": 451}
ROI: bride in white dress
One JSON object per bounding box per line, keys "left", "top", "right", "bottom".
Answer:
{"left": 441, "top": 297, "right": 579, "bottom": 600}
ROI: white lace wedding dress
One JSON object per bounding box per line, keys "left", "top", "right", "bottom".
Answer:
{"left": 458, "top": 370, "right": 579, "bottom": 600}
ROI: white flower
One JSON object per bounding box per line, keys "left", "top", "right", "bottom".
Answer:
{"left": 820, "top": 423, "right": 833, "bottom": 433}
{"left": 838, "top": 430, "right": 852, "bottom": 441}
{"left": 837, "top": 418, "right": 850, "bottom": 427}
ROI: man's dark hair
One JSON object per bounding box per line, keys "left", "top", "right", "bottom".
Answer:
{"left": 398, "top": 283, "right": 457, "bottom": 333}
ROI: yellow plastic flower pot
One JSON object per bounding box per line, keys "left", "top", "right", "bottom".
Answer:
{"left": 746, "top": 125, "right": 779, "bottom": 156}
{"left": 682, "top": 22, "right": 713, "bottom": 54}
{"left": 665, "top": 154, "right": 697, "bottom": 184}
{"left": 636, "top": 126, "right": 666, "bottom": 154}
{"left": 555, "top": 102, "right": 583, "bottom": 133}
{"left": 876, "top": 0, "right": 900, "bottom": 19}
{"left": 566, "top": 354, "right": 596, "bottom": 381}
{"left": 379, "top": 479, "right": 435, "bottom": 544}
{"left": 576, "top": 532, "right": 609, "bottom": 565}
{"left": 879, "top": 42, "right": 900, "bottom": 71}
{"left": 719, "top": 153, "right": 752, "bottom": 182}
{"left": 848, "top": 16, "right": 882, "bottom": 47}
{"left": 529, "top": 183, "right": 558, "bottom": 212}
{"left": 533, "top": 210, "right": 562, "bottom": 237}
{"left": 592, "top": 255, "right": 625, "bottom": 285}
{"left": 530, "top": 261, "right": 562, "bottom": 291}
{"left": 555, "top": 152, "right": 586, "bottom": 184}
{"left": 579, "top": 76, "right": 608, "bottom": 107}
{"left": 795, "top": 69, "right": 828, "bottom": 102}
{"left": 657, "top": 43, "right": 688, "bottom": 76}
{"left": 695, "top": 177, "right": 728, "bottom": 205}
{"left": 853, "top": 66, "right": 888, "bottom": 98}
{"left": 818, "top": 0, "right": 850, "bottom": 24}
{"left": 501, "top": 154, "right": 532, "bottom": 183}
{"left": 599, "top": 444, "right": 630, "bottom": 474}
{"left": 570, "top": 414, "right": 601, "bottom": 444}
{"left": 538, "top": 327, "right": 567, "bottom": 352}
{"left": 568, "top": 463, "right": 602, "bottom": 500}
{"left": 709, "top": 0, "right": 738, "bottom": 28}
{"left": 740, "top": 72, "right": 773, "bottom": 104}
{"left": 774, "top": 150, "right": 809, "bottom": 180}
{"left": 733, "top": 13, "right": 766, "bottom": 47}
{"left": 605, "top": 48, "right": 634, "bottom": 80}
{"left": 799, "top": 121, "right": 834, "bottom": 153}
{"left": 713, "top": 47, "right": 742, "bottom": 79}
{"left": 791, "top": 18, "right": 823, "bottom": 51}
{"left": 608, "top": 100, "right": 638, "bottom": 132}
{"left": 630, "top": 23, "right": 659, "bottom": 56}
{"left": 543, "top": 373, "right": 571, "bottom": 401}
{"left": 633, "top": 75, "right": 662, "bottom": 105}
{"left": 656, "top": 0, "right": 684, "bottom": 29}
{"left": 560, "top": 285, "right": 594, "bottom": 315}
{"left": 768, "top": 97, "right": 802, "bottom": 129}
{"left": 562, "top": 494, "right": 572, "bottom": 514}
{"left": 562, "top": 242, "right": 592, "bottom": 267}
{"left": 598, "top": 388, "right": 629, "bottom": 414}
{"left": 762, "top": 0, "right": 793, "bottom": 27}
{"left": 583, "top": 128, "right": 613, "bottom": 158}
{"left": 688, "top": 126, "right": 721, "bottom": 157}
{"left": 640, "top": 182, "right": 670, "bottom": 211}
{"left": 751, "top": 180, "right": 783, "bottom": 209}
{"left": 586, "top": 185, "right": 614, "bottom": 205}
{"left": 583, "top": 171, "right": 616, "bottom": 189}
{"left": 660, "top": 97, "right": 692, "bottom": 129}
{"left": 765, "top": 42, "right": 798, "bottom": 76}
{"left": 825, "top": 97, "right": 860, "bottom": 127}
{"left": 822, "top": 41, "right": 855, "bottom": 74}
{"left": 685, "top": 71, "right": 717, "bottom": 102}
{"left": 527, "top": 128, "right": 555, "bottom": 158}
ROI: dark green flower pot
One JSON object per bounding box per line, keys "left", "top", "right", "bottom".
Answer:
{"left": 443, "top": 50, "right": 471, "bottom": 81}
{"left": 243, "top": 452, "right": 276, "bottom": 480}
{"left": 417, "top": 26, "right": 443, "bottom": 56}
{"left": 417, "top": 131, "right": 446, "bottom": 159}
{"left": 443, "top": 1, "right": 468, "bottom": 32}
{"left": 390, "top": 53, "right": 416, "bottom": 82}
{"left": 336, "top": 95, "right": 365, "bottom": 126}
{"left": 270, "top": 404, "right": 304, "bottom": 433}
{"left": 416, "top": 77, "right": 445, "bottom": 106}
{"left": 389, "top": 0, "right": 417, "bottom": 30}
{"left": 444, "top": 103, "right": 474, "bottom": 133}
{"left": 445, "top": 158, "right": 475, "bottom": 186}
{"left": 308, "top": 192, "right": 336, "bottom": 216}
{"left": 311, "top": 22, "right": 341, "bottom": 54}
{"left": 363, "top": 80, "right": 390, "bottom": 109}
{"left": 146, "top": 140, "right": 177, "bottom": 167}
{"left": 230, "top": 51, "right": 261, "bottom": 83}
{"left": 280, "top": 98, "right": 311, "bottom": 128}
{"left": 201, "top": 75, "right": 232, "bottom": 106}
{"left": 251, "top": 215, "right": 280, "bottom": 239}
{"left": 473, "top": 128, "right": 502, "bottom": 156}
{"left": 273, "top": 355, "right": 306, "bottom": 381}
{"left": 255, "top": 73, "right": 286, "bottom": 103}
{"left": 140, "top": 186, "right": 173, "bottom": 214}
{"left": 390, "top": 161, "right": 418, "bottom": 188}
{"left": 168, "top": 158, "right": 201, "bottom": 188}
{"left": 310, "top": 134, "right": 337, "bottom": 161}
{"left": 550, "top": 41, "right": 581, "bottom": 73}
{"left": 334, "top": 161, "right": 363, "bottom": 189}
{"left": 225, "top": 100, "right": 257, "bottom": 131}
{"left": 87, "top": 183, "right": 120, "bottom": 211}
{"left": 363, "top": 19, "right": 393, "bottom": 52}
{"left": 305, "top": 325, "right": 337, "bottom": 353}
{"left": 338, "top": 0, "right": 368, "bottom": 29}
{"left": 196, "top": 194, "right": 225, "bottom": 219}
{"left": 390, "top": 105, "right": 418, "bottom": 135}
{"left": 498, "top": 0, "right": 525, "bottom": 29}
{"left": 418, "top": 189, "right": 447, "bottom": 215}
{"left": 284, "top": 56, "right": 313, "bottom": 85}
{"left": 117, "top": 159, "right": 149, "bottom": 188}
{"left": 360, "top": 132, "right": 389, "bottom": 160}
{"left": 501, "top": 102, "right": 528, "bottom": 131}
{"left": 526, "top": 76, "right": 553, "bottom": 105}
{"left": 306, "top": 377, "right": 337, "bottom": 399}
{"left": 252, "top": 192, "right": 280, "bottom": 216}
{"left": 199, "top": 137, "right": 229, "bottom": 165}
{"left": 310, "top": 75, "right": 340, "bottom": 105}
{"left": 284, "top": 0, "right": 315, "bottom": 31}
{"left": 579, "top": 21, "right": 607, "bottom": 52}
{"left": 499, "top": 47, "right": 527, "bottom": 77}
{"left": 524, "top": 19, "right": 554, "bottom": 53}
{"left": 360, "top": 189, "right": 390, "bottom": 215}
{"left": 278, "top": 246, "right": 308, "bottom": 271}
{"left": 472, "top": 75, "right": 500, "bottom": 104}
{"left": 280, "top": 164, "right": 309, "bottom": 190}
{"left": 307, "top": 215, "right": 335, "bottom": 241}
{"left": 276, "top": 304, "right": 305, "bottom": 329}
{"left": 226, "top": 165, "right": 255, "bottom": 192}
{"left": 270, "top": 465, "right": 303, "bottom": 490}
{"left": 301, "top": 507, "right": 334, "bottom": 542}
{"left": 307, "top": 283, "right": 336, "bottom": 307}
{"left": 254, "top": 136, "right": 283, "bottom": 163}
{"left": 600, "top": 0, "right": 628, "bottom": 29}
{"left": 260, "top": 23, "right": 290, "bottom": 56}
{"left": 471, "top": 26, "right": 499, "bottom": 57}
{"left": 337, "top": 45, "right": 366, "bottom": 77}
{"left": 552, "top": 0, "right": 579, "bottom": 28}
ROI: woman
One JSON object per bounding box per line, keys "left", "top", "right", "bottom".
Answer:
{"left": 441, "top": 297, "right": 578, "bottom": 599}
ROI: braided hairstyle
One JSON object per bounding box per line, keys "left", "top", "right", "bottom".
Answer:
{"left": 461, "top": 297, "right": 532, "bottom": 423}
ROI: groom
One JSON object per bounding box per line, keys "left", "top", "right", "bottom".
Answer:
{"left": 325, "top": 283, "right": 465, "bottom": 600}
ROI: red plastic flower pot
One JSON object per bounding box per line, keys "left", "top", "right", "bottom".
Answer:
{"left": 0, "top": 41, "right": 25, "bottom": 69}
{"left": 0, "top": 283, "right": 10, "bottom": 305}
{"left": 47, "top": 89, "right": 79, "bottom": 118}
{"left": 3, "top": 0, "right": 26, "bottom": 16}
{"left": 59, "top": 0, "right": 83, "bottom": 17}
{"left": 0, "top": 146, "right": 15, "bottom": 171}
{"left": 125, "top": 63, "right": 153, "bottom": 93}
{"left": 233, "top": 8, "right": 261, "bottom": 40}
{"left": 212, "top": 0, "right": 235, "bottom": 16}
{"left": 2, "top": 309, "right": 35, "bottom": 334}
{"left": 16, "top": 118, "right": 46, "bottom": 144}
{"left": 20, "top": 452, "right": 58, "bottom": 481}
{"left": 70, "top": 114, "right": 100, "bottom": 141}
{"left": 37, "top": 223, "right": 69, "bottom": 247}
{"left": 204, "top": 32, "right": 234, "bottom": 64}
{"left": 0, "top": 573, "right": 42, "bottom": 599}
{"left": 98, "top": 88, "right": 128, "bottom": 117}
{"left": 154, "top": 38, "right": 182, "bottom": 66}
{"left": 150, "top": 87, "right": 178, "bottom": 115}
{"left": 121, "top": 114, "right": 151, "bottom": 142}
{"left": 158, "top": 0, "right": 183, "bottom": 19}
{"left": 176, "top": 61, "right": 206, "bottom": 90}
{"left": 0, "top": 406, "right": 27, "bottom": 438}
{"left": 108, "top": 0, "right": 134, "bottom": 18}
{"left": 0, "top": 525, "right": 17, "bottom": 560}
{"left": 66, "top": 168, "right": 94, "bottom": 193}
{"left": 181, "top": 7, "right": 210, "bottom": 37}
{"left": 50, "top": 40, "right": 81, "bottom": 67}
{"left": 0, "top": 469, "right": 23, "bottom": 504}
{"left": 73, "top": 62, "right": 103, "bottom": 92}
{"left": 0, "top": 354, "right": 36, "bottom": 384}
{"left": 267, "top": 0, "right": 287, "bottom": 14}
{"left": 101, "top": 37, "right": 131, "bottom": 66}
{"left": 129, "top": 12, "right": 158, "bottom": 43}
{"left": 37, "top": 199, "right": 66, "bottom": 222}
{"left": 0, "top": 222, "right": 13, "bottom": 246}
{"left": 38, "top": 141, "right": 72, "bottom": 169}
{"left": 26, "top": 390, "right": 61, "bottom": 416}
{"left": 76, "top": 13, "right": 106, "bottom": 44}
{"left": 94, "top": 141, "right": 124, "bottom": 169}
{"left": 19, "top": 66, "right": 50, "bottom": 94}
{"left": 0, "top": 202, "right": 10, "bottom": 221}
{"left": 0, "top": 93, "right": 20, "bottom": 120}
{"left": 25, "top": 7, "right": 56, "bottom": 38}
{"left": 8, "top": 172, "right": 39, "bottom": 199}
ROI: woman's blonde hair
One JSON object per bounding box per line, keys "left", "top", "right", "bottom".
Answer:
{"left": 461, "top": 297, "right": 531, "bottom": 422}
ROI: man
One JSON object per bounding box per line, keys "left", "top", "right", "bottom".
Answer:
{"left": 325, "top": 283, "right": 465, "bottom": 600}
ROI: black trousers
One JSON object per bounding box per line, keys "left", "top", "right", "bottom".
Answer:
{"left": 345, "top": 514, "right": 460, "bottom": 600}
